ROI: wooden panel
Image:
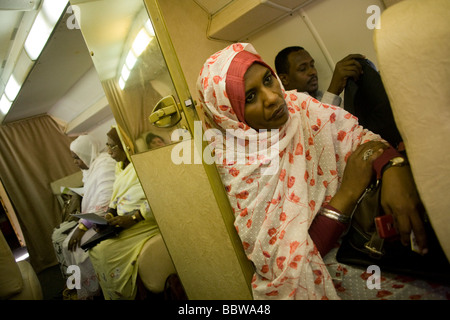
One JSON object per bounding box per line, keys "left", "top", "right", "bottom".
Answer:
{"left": 132, "top": 140, "right": 254, "bottom": 299}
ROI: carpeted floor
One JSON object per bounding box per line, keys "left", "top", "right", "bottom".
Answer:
{"left": 36, "top": 264, "right": 66, "bottom": 300}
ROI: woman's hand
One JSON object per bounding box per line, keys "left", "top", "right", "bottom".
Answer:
{"left": 68, "top": 228, "right": 85, "bottom": 251}
{"left": 381, "top": 165, "right": 427, "bottom": 254}
{"left": 329, "top": 141, "right": 388, "bottom": 215}
{"left": 106, "top": 211, "right": 138, "bottom": 229}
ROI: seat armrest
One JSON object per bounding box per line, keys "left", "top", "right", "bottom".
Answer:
{"left": 137, "top": 233, "right": 176, "bottom": 293}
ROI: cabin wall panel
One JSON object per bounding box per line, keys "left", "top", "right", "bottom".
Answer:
{"left": 132, "top": 141, "right": 253, "bottom": 299}
{"left": 157, "top": 0, "right": 230, "bottom": 99}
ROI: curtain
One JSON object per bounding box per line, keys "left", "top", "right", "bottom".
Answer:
{"left": 0, "top": 115, "right": 80, "bottom": 273}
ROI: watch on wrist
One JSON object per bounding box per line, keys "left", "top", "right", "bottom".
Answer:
{"left": 390, "top": 156, "right": 407, "bottom": 167}
{"left": 383, "top": 156, "right": 407, "bottom": 173}
{"left": 132, "top": 210, "right": 142, "bottom": 223}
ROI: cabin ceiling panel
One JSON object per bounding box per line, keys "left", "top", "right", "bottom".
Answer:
{"left": 0, "top": 11, "right": 23, "bottom": 72}
{"left": 3, "top": 12, "right": 94, "bottom": 123}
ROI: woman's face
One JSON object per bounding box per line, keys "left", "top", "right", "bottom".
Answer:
{"left": 243, "top": 63, "right": 289, "bottom": 130}
{"left": 106, "top": 136, "right": 127, "bottom": 163}
{"left": 71, "top": 151, "right": 88, "bottom": 170}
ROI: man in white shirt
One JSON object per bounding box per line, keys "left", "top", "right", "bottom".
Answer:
{"left": 274, "top": 46, "right": 364, "bottom": 106}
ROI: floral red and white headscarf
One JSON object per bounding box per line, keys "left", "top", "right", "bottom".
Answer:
{"left": 196, "top": 43, "right": 379, "bottom": 300}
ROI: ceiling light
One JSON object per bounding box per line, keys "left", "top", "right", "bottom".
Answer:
{"left": 118, "top": 19, "right": 154, "bottom": 91}
{"left": 131, "top": 28, "right": 151, "bottom": 56}
{"left": 118, "top": 77, "right": 126, "bottom": 90}
{"left": 42, "top": 0, "right": 68, "bottom": 24}
{"left": 145, "top": 20, "right": 155, "bottom": 36}
{"left": 125, "top": 51, "right": 138, "bottom": 70}
{"left": 121, "top": 64, "right": 131, "bottom": 81}
{"left": 4, "top": 75, "right": 21, "bottom": 102}
{"left": 24, "top": 0, "right": 68, "bottom": 60}
{"left": 0, "top": 95, "right": 13, "bottom": 115}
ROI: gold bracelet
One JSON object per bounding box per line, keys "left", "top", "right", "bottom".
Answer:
{"left": 105, "top": 212, "right": 114, "bottom": 219}
{"left": 78, "top": 223, "right": 88, "bottom": 231}
{"left": 132, "top": 211, "right": 143, "bottom": 223}
{"left": 319, "top": 208, "right": 350, "bottom": 224}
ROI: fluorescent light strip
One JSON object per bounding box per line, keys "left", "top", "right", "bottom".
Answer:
{"left": 118, "top": 77, "right": 126, "bottom": 90}
{"left": 24, "top": 11, "right": 52, "bottom": 60}
{"left": 0, "top": 95, "right": 13, "bottom": 114}
{"left": 43, "top": 0, "right": 69, "bottom": 24}
{"left": 119, "top": 21, "right": 155, "bottom": 90}
{"left": 125, "top": 51, "right": 138, "bottom": 71}
{"left": 145, "top": 20, "right": 155, "bottom": 36}
{"left": 24, "top": 0, "right": 69, "bottom": 60}
{"left": 4, "top": 75, "right": 21, "bottom": 101}
{"left": 121, "top": 64, "right": 131, "bottom": 81}
{"left": 131, "top": 28, "right": 151, "bottom": 56}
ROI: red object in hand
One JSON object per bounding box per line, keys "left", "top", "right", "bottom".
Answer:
{"left": 375, "top": 214, "right": 398, "bottom": 238}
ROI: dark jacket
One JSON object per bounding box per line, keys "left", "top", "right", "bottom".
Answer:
{"left": 344, "top": 59, "right": 403, "bottom": 148}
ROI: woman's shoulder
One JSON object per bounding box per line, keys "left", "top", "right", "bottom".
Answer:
{"left": 92, "top": 152, "right": 116, "bottom": 170}
{"left": 284, "top": 90, "right": 323, "bottom": 107}
{"left": 284, "top": 90, "right": 327, "bottom": 116}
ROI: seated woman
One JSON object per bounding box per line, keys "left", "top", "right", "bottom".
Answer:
{"left": 146, "top": 132, "right": 166, "bottom": 149}
{"left": 57, "top": 134, "right": 116, "bottom": 299}
{"left": 196, "top": 43, "right": 448, "bottom": 299}
{"left": 88, "top": 127, "right": 160, "bottom": 300}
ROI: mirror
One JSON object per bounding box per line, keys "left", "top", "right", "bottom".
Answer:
{"left": 71, "top": 0, "right": 191, "bottom": 154}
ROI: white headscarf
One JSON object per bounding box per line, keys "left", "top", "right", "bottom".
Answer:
{"left": 70, "top": 135, "right": 116, "bottom": 214}
{"left": 196, "top": 43, "right": 380, "bottom": 300}
{"left": 70, "top": 135, "right": 99, "bottom": 169}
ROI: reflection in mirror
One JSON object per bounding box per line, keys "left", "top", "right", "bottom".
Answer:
{"left": 71, "top": 0, "right": 191, "bottom": 155}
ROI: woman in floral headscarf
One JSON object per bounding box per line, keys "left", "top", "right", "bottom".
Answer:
{"left": 196, "top": 43, "right": 431, "bottom": 300}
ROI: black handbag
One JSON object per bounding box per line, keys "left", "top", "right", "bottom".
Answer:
{"left": 336, "top": 178, "right": 450, "bottom": 285}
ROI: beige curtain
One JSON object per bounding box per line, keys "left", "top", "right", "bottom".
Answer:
{"left": 0, "top": 115, "right": 80, "bottom": 273}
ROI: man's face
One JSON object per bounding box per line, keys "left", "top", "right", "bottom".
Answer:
{"left": 280, "top": 50, "right": 319, "bottom": 97}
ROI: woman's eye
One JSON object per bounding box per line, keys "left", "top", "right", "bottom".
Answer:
{"left": 245, "top": 92, "right": 255, "bottom": 104}
{"left": 264, "top": 74, "right": 273, "bottom": 85}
